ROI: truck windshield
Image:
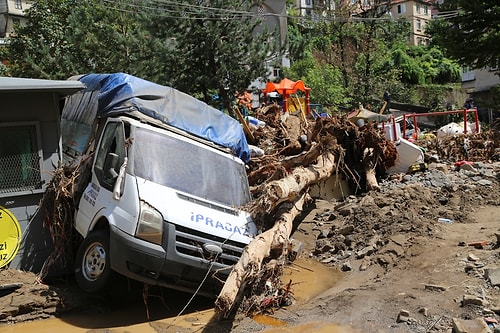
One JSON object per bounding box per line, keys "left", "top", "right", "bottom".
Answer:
{"left": 132, "top": 127, "right": 251, "bottom": 207}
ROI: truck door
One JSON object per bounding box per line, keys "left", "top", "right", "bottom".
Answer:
{"left": 75, "top": 120, "right": 128, "bottom": 236}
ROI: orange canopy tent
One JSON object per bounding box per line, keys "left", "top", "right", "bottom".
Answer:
{"left": 263, "top": 78, "right": 311, "bottom": 114}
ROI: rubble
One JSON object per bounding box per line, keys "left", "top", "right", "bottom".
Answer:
{"left": 1, "top": 105, "right": 500, "bottom": 331}
{"left": 214, "top": 106, "right": 500, "bottom": 328}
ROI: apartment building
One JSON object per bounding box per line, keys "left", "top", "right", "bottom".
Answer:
{"left": 295, "top": 0, "right": 436, "bottom": 47}
{"left": 0, "top": 0, "right": 31, "bottom": 45}
{"left": 390, "top": 0, "right": 434, "bottom": 46}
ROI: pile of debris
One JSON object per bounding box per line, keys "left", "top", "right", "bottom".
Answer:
{"left": 215, "top": 106, "right": 399, "bottom": 317}
{"left": 214, "top": 106, "right": 500, "bottom": 319}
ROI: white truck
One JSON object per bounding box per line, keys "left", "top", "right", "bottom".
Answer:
{"left": 61, "top": 73, "right": 256, "bottom": 297}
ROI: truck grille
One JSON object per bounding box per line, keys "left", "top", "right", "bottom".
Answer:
{"left": 174, "top": 225, "right": 246, "bottom": 267}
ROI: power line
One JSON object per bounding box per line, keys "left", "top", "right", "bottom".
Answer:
{"left": 100, "top": 0, "right": 398, "bottom": 23}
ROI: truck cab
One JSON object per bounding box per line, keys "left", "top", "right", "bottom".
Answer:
{"left": 62, "top": 73, "right": 256, "bottom": 297}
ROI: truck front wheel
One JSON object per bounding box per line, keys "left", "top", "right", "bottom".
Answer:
{"left": 75, "top": 229, "right": 113, "bottom": 293}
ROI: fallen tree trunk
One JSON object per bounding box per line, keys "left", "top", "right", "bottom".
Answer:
{"left": 254, "top": 152, "right": 336, "bottom": 215}
{"left": 363, "top": 148, "right": 380, "bottom": 191}
{"left": 214, "top": 192, "right": 309, "bottom": 318}
{"left": 280, "top": 142, "right": 322, "bottom": 170}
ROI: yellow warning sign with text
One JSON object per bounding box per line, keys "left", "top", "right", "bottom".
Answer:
{"left": 0, "top": 207, "right": 22, "bottom": 268}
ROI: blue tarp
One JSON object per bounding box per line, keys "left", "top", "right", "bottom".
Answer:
{"left": 67, "top": 73, "right": 250, "bottom": 162}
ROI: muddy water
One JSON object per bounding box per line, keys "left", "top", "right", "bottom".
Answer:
{"left": 260, "top": 322, "right": 362, "bottom": 333}
{"left": 0, "top": 259, "right": 357, "bottom": 333}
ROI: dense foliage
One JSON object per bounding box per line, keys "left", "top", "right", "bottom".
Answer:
{"left": 284, "top": 0, "right": 460, "bottom": 110}
{"left": 427, "top": 0, "right": 500, "bottom": 69}
{"left": 3, "top": 0, "right": 470, "bottom": 112}
{"left": 6, "top": 0, "right": 280, "bottom": 112}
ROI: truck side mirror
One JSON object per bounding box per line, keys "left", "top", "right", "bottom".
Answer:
{"left": 104, "top": 153, "right": 119, "bottom": 180}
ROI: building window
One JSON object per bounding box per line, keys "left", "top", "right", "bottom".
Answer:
{"left": 305, "top": 0, "right": 311, "bottom": 5}
{"left": 416, "top": 19, "right": 421, "bottom": 31}
{"left": 0, "top": 122, "right": 43, "bottom": 196}
{"left": 273, "top": 67, "right": 280, "bottom": 78}
{"left": 397, "top": 4, "right": 406, "bottom": 14}
{"left": 14, "top": 0, "right": 22, "bottom": 10}
{"left": 416, "top": 3, "right": 421, "bottom": 14}
{"left": 424, "top": 5, "right": 429, "bottom": 15}
{"left": 461, "top": 66, "right": 475, "bottom": 82}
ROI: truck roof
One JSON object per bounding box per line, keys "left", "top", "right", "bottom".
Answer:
{"left": 65, "top": 73, "right": 250, "bottom": 162}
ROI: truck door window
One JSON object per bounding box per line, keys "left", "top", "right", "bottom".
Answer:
{"left": 94, "top": 121, "right": 126, "bottom": 191}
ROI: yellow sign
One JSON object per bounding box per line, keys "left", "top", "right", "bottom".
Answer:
{"left": 0, "top": 207, "right": 22, "bottom": 268}
{"left": 288, "top": 97, "right": 306, "bottom": 114}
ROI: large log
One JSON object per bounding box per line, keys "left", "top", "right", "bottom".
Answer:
{"left": 254, "top": 152, "right": 336, "bottom": 215}
{"left": 363, "top": 148, "right": 380, "bottom": 191}
{"left": 214, "top": 153, "right": 336, "bottom": 318}
{"left": 214, "top": 192, "right": 309, "bottom": 318}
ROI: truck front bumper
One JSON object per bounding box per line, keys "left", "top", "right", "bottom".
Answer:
{"left": 109, "top": 223, "right": 235, "bottom": 297}
{"left": 109, "top": 224, "right": 166, "bottom": 281}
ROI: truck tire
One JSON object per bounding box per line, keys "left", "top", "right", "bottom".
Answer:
{"left": 75, "top": 229, "right": 113, "bottom": 293}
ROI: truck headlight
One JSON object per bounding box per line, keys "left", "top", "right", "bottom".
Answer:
{"left": 136, "top": 201, "right": 163, "bottom": 245}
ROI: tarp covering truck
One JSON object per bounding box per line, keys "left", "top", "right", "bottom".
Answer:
{"left": 61, "top": 73, "right": 257, "bottom": 297}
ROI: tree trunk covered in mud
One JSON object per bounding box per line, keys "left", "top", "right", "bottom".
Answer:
{"left": 253, "top": 152, "right": 336, "bottom": 215}
{"left": 214, "top": 192, "right": 309, "bottom": 318}
{"left": 214, "top": 152, "right": 336, "bottom": 317}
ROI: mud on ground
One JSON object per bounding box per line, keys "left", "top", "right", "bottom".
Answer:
{"left": 275, "top": 176, "right": 500, "bottom": 332}
{"left": 1, "top": 167, "right": 499, "bottom": 333}
{"left": 1, "top": 110, "right": 500, "bottom": 332}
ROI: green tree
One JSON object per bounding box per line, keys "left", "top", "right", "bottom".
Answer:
{"left": 149, "top": 0, "right": 280, "bottom": 115}
{"left": 427, "top": 0, "right": 500, "bottom": 68}
{"left": 7, "top": 0, "right": 75, "bottom": 78}
{"left": 283, "top": 52, "right": 349, "bottom": 109}
{"left": 7, "top": 0, "right": 280, "bottom": 116}
{"left": 295, "top": 0, "right": 407, "bottom": 109}
{"left": 389, "top": 46, "right": 460, "bottom": 86}
{"left": 8, "top": 0, "right": 156, "bottom": 79}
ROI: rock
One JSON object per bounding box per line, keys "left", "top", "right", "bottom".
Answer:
{"left": 320, "top": 256, "right": 336, "bottom": 264}
{"left": 424, "top": 284, "right": 447, "bottom": 292}
{"left": 337, "top": 203, "right": 355, "bottom": 216}
{"left": 314, "top": 239, "right": 333, "bottom": 254}
{"left": 461, "top": 295, "right": 488, "bottom": 307}
{"left": 452, "top": 317, "right": 491, "bottom": 333}
{"left": 485, "top": 268, "right": 500, "bottom": 287}
{"left": 478, "top": 179, "right": 493, "bottom": 186}
{"left": 356, "top": 245, "right": 375, "bottom": 259}
{"left": 468, "top": 253, "right": 480, "bottom": 262}
{"left": 359, "top": 258, "right": 370, "bottom": 271}
{"left": 337, "top": 225, "right": 355, "bottom": 236}
{"left": 396, "top": 309, "right": 410, "bottom": 323}
{"left": 359, "top": 195, "right": 375, "bottom": 206}
{"left": 317, "top": 229, "right": 329, "bottom": 239}
{"left": 418, "top": 307, "right": 429, "bottom": 316}
{"left": 460, "top": 163, "right": 478, "bottom": 172}
{"left": 465, "top": 264, "right": 477, "bottom": 273}
{"left": 341, "top": 261, "right": 352, "bottom": 271}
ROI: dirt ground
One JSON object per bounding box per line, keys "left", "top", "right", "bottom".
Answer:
{"left": 1, "top": 164, "right": 499, "bottom": 332}
{"left": 1, "top": 110, "right": 500, "bottom": 332}
{"left": 261, "top": 187, "right": 500, "bottom": 333}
